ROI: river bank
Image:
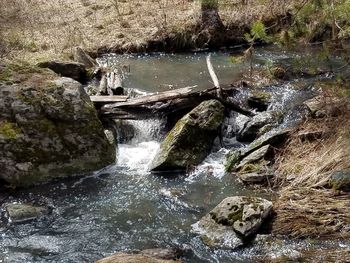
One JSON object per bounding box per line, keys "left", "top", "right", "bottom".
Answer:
{"left": 0, "top": 0, "right": 291, "bottom": 62}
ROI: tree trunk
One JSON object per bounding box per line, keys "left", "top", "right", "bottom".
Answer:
{"left": 198, "top": 0, "right": 225, "bottom": 47}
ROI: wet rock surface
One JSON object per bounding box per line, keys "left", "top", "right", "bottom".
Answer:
{"left": 192, "top": 196, "right": 273, "bottom": 249}
{"left": 150, "top": 100, "right": 225, "bottom": 171}
{"left": 0, "top": 73, "right": 115, "bottom": 186}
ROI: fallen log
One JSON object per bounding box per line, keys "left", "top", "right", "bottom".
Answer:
{"left": 102, "top": 86, "right": 195, "bottom": 109}
{"left": 97, "top": 86, "right": 253, "bottom": 120}
{"left": 90, "top": 95, "right": 128, "bottom": 103}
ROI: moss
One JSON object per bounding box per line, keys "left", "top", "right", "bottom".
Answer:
{"left": 0, "top": 61, "right": 54, "bottom": 85}
{"left": 225, "top": 150, "right": 241, "bottom": 172}
{"left": 0, "top": 121, "right": 22, "bottom": 139}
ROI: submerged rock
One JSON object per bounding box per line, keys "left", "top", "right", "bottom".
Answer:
{"left": 5, "top": 203, "right": 48, "bottom": 223}
{"left": 95, "top": 252, "right": 181, "bottom": 263}
{"left": 329, "top": 171, "right": 350, "bottom": 191}
{"left": 37, "top": 60, "right": 87, "bottom": 83}
{"left": 192, "top": 196, "right": 273, "bottom": 249}
{"left": 150, "top": 100, "right": 225, "bottom": 172}
{"left": 0, "top": 69, "right": 115, "bottom": 186}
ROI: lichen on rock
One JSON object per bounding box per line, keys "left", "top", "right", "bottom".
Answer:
{"left": 0, "top": 63, "right": 115, "bottom": 186}
{"left": 150, "top": 99, "right": 225, "bottom": 172}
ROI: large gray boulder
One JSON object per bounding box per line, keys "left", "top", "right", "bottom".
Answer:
{"left": 192, "top": 196, "right": 273, "bottom": 249}
{"left": 0, "top": 64, "right": 115, "bottom": 186}
{"left": 150, "top": 100, "right": 225, "bottom": 171}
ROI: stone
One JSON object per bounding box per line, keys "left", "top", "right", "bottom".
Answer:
{"left": 141, "top": 248, "right": 182, "bottom": 260}
{"left": 236, "top": 145, "right": 271, "bottom": 171}
{"left": 242, "top": 129, "right": 291, "bottom": 159}
{"left": 0, "top": 65, "right": 115, "bottom": 186}
{"left": 304, "top": 96, "right": 341, "bottom": 118}
{"left": 73, "top": 47, "right": 97, "bottom": 69}
{"left": 329, "top": 171, "right": 350, "bottom": 191}
{"left": 238, "top": 172, "right": 274, "bottom": 184}
{"left": 150, "top": 100, "right": 225, "bottom": 172}
{"left": 192, "top": 196, "right": 273, "bottom": 249}
{"left": 37, "top": 60, "right": 87, "bottom": 83}
{"left": 297, "top": 130, "right": 325, "bottom": 142}
{"left": 237, "top": 111, "right": 281, "bottom": 142}
{"left": 224, "top": 150, "right": 242, "bottom": 172}
{"left": 95, "top": 253, "right": 181, "bottom": 263}
{"left": 247, "top": 91, "right": 272, "bottom": 111}
{"left": 5, "top": 203, "right": 48, "bottom": 223}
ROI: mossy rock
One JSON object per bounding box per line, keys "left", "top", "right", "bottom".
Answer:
{"left": 192, "top": 196, "right": 273, "bottom": 249}
{"left": 150, "top": 100, "right": 225, "bottom": 172}
{"left": 0, "top": 71, "right": 115, "bottom": 187}
{"left": 224, "top": 150, "right": 241, "bottom": 172}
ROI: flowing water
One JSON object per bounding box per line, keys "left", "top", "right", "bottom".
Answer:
{"left": 0, "top": 46, "right": 349, "bottom": 263}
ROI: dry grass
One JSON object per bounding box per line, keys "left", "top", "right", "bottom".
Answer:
{"left": 0, "top": 0, "right": 293, "bottom": 62}
{"left": 273, "top": 188, "right": 350, "bottom": 239}
{"left": 272, "top": 91, "right": 350, "bottom": 239}
{"left": 275, "top": 98, "right": 350, "bottom": 188}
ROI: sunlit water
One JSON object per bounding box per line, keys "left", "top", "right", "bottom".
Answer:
{"left": 1, "top": 47, "right": 349, "bottom": 263}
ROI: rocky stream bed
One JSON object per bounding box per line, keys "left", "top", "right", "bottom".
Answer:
{"left": 0, "top": 47, "right": 349, "bottom": 262}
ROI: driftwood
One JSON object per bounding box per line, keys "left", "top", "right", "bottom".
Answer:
{"left": 90, "top": 95, "right": 128, "bottom": 103}
{"left": 97, "top": 86, "right": 253, "bottom": 120}
{"left": 206, "top": 54, "right": 223, "bottom": 98}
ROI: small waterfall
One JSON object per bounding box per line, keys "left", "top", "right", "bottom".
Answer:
{"left": 115, "top": 118, "right": 165, "bottom": 174}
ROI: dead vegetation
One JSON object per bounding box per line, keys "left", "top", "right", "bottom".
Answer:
{"left": 0, "top": 0, "right": 292, "bottom": 62}
{"left": 272, "top": 88, "right": 350, "bottom": 239}
{"left": 273, "top": 188, "right": 350, "bottom": 239}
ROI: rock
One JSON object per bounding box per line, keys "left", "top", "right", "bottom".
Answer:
{"left": 141, "top": 248, "right": 182, "bottom": 260}
{"left": 0, "top": 66, "right": 115, "bottom": 186}
{"left": 297, "top": 130, "right": 326, "bottom": 142}
{"left": 270, "top": 66, "right": 288, "bottom": 80}
{"left": 192, "top": 196, "right": 273, "bottom": 249}
{"left": 150, "top": 100, "right": 225, "bottom": 172}
{"left": 329, "top": 171, "right": 350, "bottom": 191}
{"left": 247, "top": 91, "right": 272, "bottom": 111}
{"left": 5, "top": 203, "right": 48, "bottom": 223}
{"left": 95, "top": 253, "right": 181, "bottom": 263}
{"left": 37, "top": 60, "right": 87, "bottom": 83}
{"left": 237, "top": 111, "right": 281, "bottom": 142}
{"left": 73, "top": 47, "right": 97, "bottom": 69}
{"left": 224, "top": 150, "right": 242, "bottom": 172}
{"left": 242, "top": 129, "right": 291, "bottom": 159}
{"left": 304, "top": 96, "right": 341, "bottom": 118}
{"left": 238, "top": 172, "right": 274, "bottom": 184}
{"left": 236, "top": 145, "right": 271, "bottom": 171}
